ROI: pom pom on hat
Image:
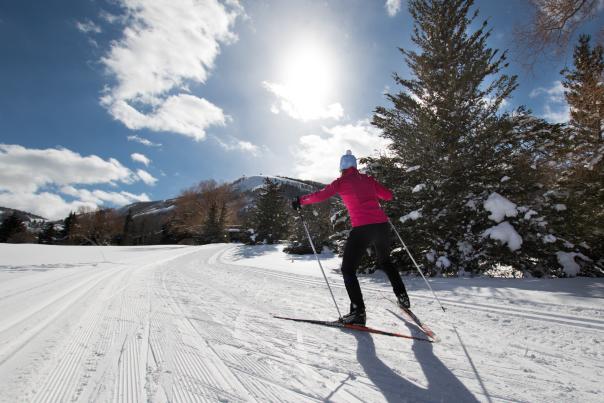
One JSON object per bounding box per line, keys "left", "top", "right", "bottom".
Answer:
{"left": 339, "top": 149, "right": 357, "bottom": 171}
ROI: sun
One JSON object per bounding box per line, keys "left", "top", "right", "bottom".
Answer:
{"left": 267, "top": 38, "right": 342, "bottom": 121}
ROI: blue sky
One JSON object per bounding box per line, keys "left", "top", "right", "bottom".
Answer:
{"left": 0, "top": 0, "right": 602, "bottom": 219}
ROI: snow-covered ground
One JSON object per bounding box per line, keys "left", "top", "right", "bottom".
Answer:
{"left": 0, "top": 243, "right": 602, "bottom": 402}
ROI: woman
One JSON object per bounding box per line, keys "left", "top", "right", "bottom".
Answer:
{"left": 292, "top": 150, "right": 410, "bottom": 325}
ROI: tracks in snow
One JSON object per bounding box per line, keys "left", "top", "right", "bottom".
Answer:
{"left": 215, "top": 247, "right": 604, "bottom": 333}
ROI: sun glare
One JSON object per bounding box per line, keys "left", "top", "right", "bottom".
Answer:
{"left": 270, "top": 39, "right": 342, "bottom": 121}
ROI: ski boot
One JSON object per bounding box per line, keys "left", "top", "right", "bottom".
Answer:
{"left": 397, "top": 291, "right": 411, "bottom": 309}
{"left": 339, "top": 304, "right": 366, "bottom": 326}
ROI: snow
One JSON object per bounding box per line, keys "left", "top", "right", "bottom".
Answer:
{"left": 500, "top": 176, "right": 510, "bottom": 182}
{"left": 556, "top": 251, "right": 592, "bottom": 277}
{"left": 482, "top": 221, "right": 523, "bottom": 251}
{"left": 465, "top": 198, "right": 478, "bottom": 210}
{"left": 542, "top": 234, "right": 557, "bottom": 243}
{"left": 0, "top": 243, "right": 603, "bottom": 402}
{"left": 412, "top": 183, "right": 426, "bottom": 193}
{"left": 133, "top": 205, "right": 175, "bottom": 217}
{"left": 483, "top": 192, "right": 517, "bottom": 223}
{"left": 232, "top": 175, "right": 315, "bottom": 193}
{"left": 435, "top": 256, "right": 451, "bottom": 269}
{"left": 405, "top": 165, "right": 420, "bottom": 172}
{"left": 400, "top": 209, "right": 422, "bottom": 223}
{"left": 554, "top": 204, "right": 567, "bottom": 211}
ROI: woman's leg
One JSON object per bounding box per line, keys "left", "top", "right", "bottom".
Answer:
{"left": 373, "top": 223, "right": 408, "bottom": 299}
{"left": 341, "top": 227, "right": 370, "bottom": 311}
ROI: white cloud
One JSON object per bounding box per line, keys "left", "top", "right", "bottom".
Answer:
{"left": 127, "top": 134, "right": 162, "bottom": 147}
{"left": 76, "top": 20, "right": 102, "bottom": 34}
{"left": 100, "top": 0, "right": 243, "bottom": 139}
{"left": 0, "top": 144, "right": 135, "bottom": 194}
{"left": 530, "top": 81, "right": 565, "bottom": 102}
{"left": 0, "top": 144, "right": 151, "bottom": 220}
{"left": 294, "top": 120, "right": 391, "bottom": 183}
{"left": 212, "top": 135, "right": 262, "bottom": 156}
{"left": 263, "top": 81, "right": 344, "bottom": 121}
{"left": 0, "top": 191, "right": 97, "bottom": 222}
{"left": 60, "top": 186, "right": 150, "bottom": 206}
{"left": 131, "top": 152, "right": 151, "bottom": 166}
{"left": 102, "top": 94, "right": 226, "bottom": 141}
{"left": 385, "top": 0, "right": 402, "bottom": 17}
{"left": 136, "top": 169, "right": 158, "bottom": 186}
{"left": 530, "top": 80, "right": 570, "bottom": 123}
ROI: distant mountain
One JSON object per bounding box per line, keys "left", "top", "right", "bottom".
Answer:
{"left": 116, "top": 198, "right": 178, "bottom": 218}
{"left": 232, "top": 175, "right": 320, "bottom": 194}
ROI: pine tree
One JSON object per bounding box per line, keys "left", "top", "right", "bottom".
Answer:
{"left": 122, "top": 209, "right": 134, "bottom": 245}
{"left": 248, "top": 178, "right": 289, "bottom": 244}
{"left": 548, "top": 34, "right": 604, "bottom": 270}
{"left": 38, "top": 222, "right": 57, "bottom": 244}
{"left": 0, "top": 212, "right": 27, "bottom": 243}
{"left": 285, "top": 202, "right": 332, "bottom": 254}
{"left": 62, "top": 212, "right": 78, "bottom": 244}
{"left": 370, "top": 0, "right": 559, "bottom": 276}
{"left": 562, "top": 34, "right": 604, "bottom": 149}
{"left": 200, "top": 202, "right": 225, "bottom": 243}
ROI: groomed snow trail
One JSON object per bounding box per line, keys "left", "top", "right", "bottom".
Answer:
{"left": 0, "top": 244, "right": 602, "bottom": 402}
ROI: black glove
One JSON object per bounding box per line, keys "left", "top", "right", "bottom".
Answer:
{"left": 291, "top": 196, "right": 301, "bottom": 211}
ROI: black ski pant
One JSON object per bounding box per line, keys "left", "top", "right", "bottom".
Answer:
{"left": 341, "top": 222, "right": 407, "bottom": 311}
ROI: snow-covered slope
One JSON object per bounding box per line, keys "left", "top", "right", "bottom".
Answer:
{"left": 231, "top": 175, "right": 318, "bottom": 193}
{"left": 0, "top": 243, "right": 602, "bottom": 402}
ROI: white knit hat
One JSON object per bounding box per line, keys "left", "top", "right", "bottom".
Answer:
{"left": 339, "top": 150, "right": 357, "bottom": 171}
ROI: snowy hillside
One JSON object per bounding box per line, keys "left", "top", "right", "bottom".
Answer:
{"left": 231, "top": 175, "right": 318, "bottom": 193}
{"left": 0, "top": 206, "right": 46, "bottom": 226}
{"left": 0, "top": 243, "right": 602, "bottom": 402}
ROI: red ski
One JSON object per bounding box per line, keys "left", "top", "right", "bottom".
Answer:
{"left": 273, "top": 315, "right": 433, "bottom": 342}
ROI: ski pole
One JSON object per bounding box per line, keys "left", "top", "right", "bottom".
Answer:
{"left": 388, "top": 219, "right": 446, "bottom": 312}
{"left": 299, "top": 213, "right": 343, "bottom": 320}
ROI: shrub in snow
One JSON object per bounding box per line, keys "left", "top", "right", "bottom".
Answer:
{"left": 556, "top": 252, "right": 591, "bottom": 277}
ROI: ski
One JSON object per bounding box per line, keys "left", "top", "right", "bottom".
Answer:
{"left": 382, "top": 296, "right": 439, "bottom": 341}
{"left": 397, "top": 305, "right": 439, "bottom": 342}
{"left": 401, "top": 307, "right": 439, "bottom": 341}
{"left": 273, "top": 315, "right": 433, "bottom": 342}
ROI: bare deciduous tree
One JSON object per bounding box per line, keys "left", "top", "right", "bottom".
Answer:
{"left": 515, "top": 0, "right": 603, "bottom": 67}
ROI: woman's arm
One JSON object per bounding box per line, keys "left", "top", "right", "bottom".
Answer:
{"left": 371, "top": 177, "right": 393, "bottom": 201}
{"left": 300, "top": 180, "right": 340, "bottom": 205}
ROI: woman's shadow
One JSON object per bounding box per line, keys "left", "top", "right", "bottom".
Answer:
{"left": 350, "top": 319, "right": 480, "bottom": 403}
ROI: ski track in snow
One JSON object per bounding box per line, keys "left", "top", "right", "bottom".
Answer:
{"left": 0, "top": 243, "right": 602, "bottom": 402}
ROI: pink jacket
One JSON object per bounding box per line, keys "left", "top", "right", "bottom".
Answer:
{"left": 300, "top": 167, "right": 393, "bottom": 227}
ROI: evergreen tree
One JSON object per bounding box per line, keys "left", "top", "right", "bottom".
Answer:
{"left": 548, "top": 34, "right": 604, "bottom": 270}
{"left": 562, "top": 34, "right": 604, "bottom": 148}
{"left": 62, "top": 212, "right": 78, "bottom": 244}
{"left": 285, "top": 201, "right": 332, "bottom": 254}
{"left": 122, "top": 209, "right": 134, "bottom": 245}
{"left": 0, "top": 212, "right": 27, "bottom": 243}
{"left": 200, "top": 202, "right": 225, "bottom": 243}
{"left": 38, "top": 222, "right": 57, "bottom": 244}
{"left": 248, "top": 178, "right": 289, "bottom": 244}
{"left": 370, "top": 0, "right": 559, "bottom": 276}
